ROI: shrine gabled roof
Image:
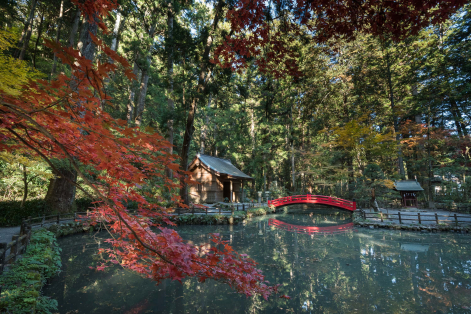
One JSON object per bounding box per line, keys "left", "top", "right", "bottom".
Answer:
{"left": 394, "top": 180, "right": 424, "bottom": 191}
{"left": 189, "top": 154, "right": 253, "bottom": 180}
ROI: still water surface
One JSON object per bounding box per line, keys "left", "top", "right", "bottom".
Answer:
{"left": 44, "top": 206, "right": 471, "bottom": 313}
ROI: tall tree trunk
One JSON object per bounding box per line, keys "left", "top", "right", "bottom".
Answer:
{"left": 134, "top": 23, "right": 157, "bottom": 127}
{"left": 101, "top": 11, "right": 123, "bottom": 109}
{"left": 21, "top": 164, "right": 28, "bottom": 208}
{"left": 18, "top": 0, "right": 39, "bottom": 60}
{"left": 32, "top": 12, "right": 44, "bottom": 68}
{"left": 385, "top": 48, "right": 405, "bottom": 178}
{"left": 450, "top": 99, "right": 467, "bottom": 137}
{"left": 17, "top": 0, "right": 38, "bottom": 59}
{"left": 200, "top": 94, "right": 211, "bottom": 154}
{"left": 127, "top": 61, "right": 139, "bottom": 124}
{"left": 134, "top": 60, "right": 151, "bottom": 126}
{"left": 110, "top": 12, "right": 122, "bottom": 52}
{"left": 68, "top": 9, "right": 81, "bottom": 48}
{"left": 45, "top": 15, "right": 98, "bottom": 213}
{"left": 166, "top": 1, "right": 175, "bottom": 178}
{"left": 50, "top": 0, "right": 64, "bottom": 77}
{"left": 179, "top": 0, "right": 224, "bottom": 205}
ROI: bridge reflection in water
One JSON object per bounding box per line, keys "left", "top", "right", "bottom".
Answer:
{"left": 268, "top": 218, "right": 355, "bottom": 235}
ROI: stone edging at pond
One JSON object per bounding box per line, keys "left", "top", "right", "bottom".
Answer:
{"left": 353, "top": 212, "right": 471, "bottom": 233}
{"left": 169, "top": 207, "right": 274, "bottom": 225}
{"left": 38, "top": 207, "right": 275, "bottom": 237}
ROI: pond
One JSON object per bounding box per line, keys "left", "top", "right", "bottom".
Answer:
{"left": 44, "top": 205, "right": 471, "bottom": 313}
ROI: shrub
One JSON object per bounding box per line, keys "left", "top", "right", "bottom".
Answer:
{"left": 0, "top": 228, "right": 61, "bottom": 313}
{"left": 233, "top": 212, "right": 246, "bottom": 219}
{"left": 248, "top": 207, "right": 267, "bottom": 216}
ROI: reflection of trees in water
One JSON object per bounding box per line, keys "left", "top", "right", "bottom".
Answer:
{"left": 44, "top": 215, "right": 471, "bottom": 313}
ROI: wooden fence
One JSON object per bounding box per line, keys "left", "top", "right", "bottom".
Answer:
{"left": 356, "top": 200, "right": 471, "bottom": 213}
{"left": 0, "top": 211, "right": 91, "bottom": 276}
{"left": 0, "top": 221, "right": 32, "bottom": 276}
{"left": 361, "top": 211, "right": 471, "bottom": 226}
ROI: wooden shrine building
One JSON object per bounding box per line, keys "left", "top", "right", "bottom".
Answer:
{"left": 188, "top": 154, "right": 253, "bottom": 204}
{"left": 394, "top": 180, "right": 424, "bottom": 207}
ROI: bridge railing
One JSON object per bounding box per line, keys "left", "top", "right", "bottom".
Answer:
{"left": 268, "top": 195, "right": 356, "bottom": 211}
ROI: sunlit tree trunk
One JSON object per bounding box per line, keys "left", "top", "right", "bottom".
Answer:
{"left": 110, "top": 12, "right": 122, "bottom": 52}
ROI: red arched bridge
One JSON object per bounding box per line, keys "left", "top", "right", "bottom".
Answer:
{"left": 267, "top": 195, "right": 356, "bottom": 211}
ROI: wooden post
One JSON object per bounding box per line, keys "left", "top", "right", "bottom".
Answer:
{"left": 0, "top": 242, "right": 7, "bottom": 275}
{"left": 24, "top": 226, "right": 31, "bottom": 247}
{"left": 12, "top": 235, "right": 19, "bottom": 262}
{"left": 398, "top": 212, "right": 402, "bottom": 224}
{"left": 205, "top": 207, "right": 208, "bottom": 215}
{"left": 363, "top": 211, "right": 366, "bottom": 220}
{"left": 435, "top": 213, "right": 439, "bottom": 224}
{"left": 20, "top": 219, "right": 25, "bottom": 235}
{"left": 380, "top": 213, "right": 383, "bottom": 223}
{"left": 57, "top": 214, "right": 60, "bottom": 224}
{"left": 41, "top": 215, "right": 45, "bottom": 227}
{"left": 454, "top": 213, "right": 458, "bottom": 226}
{"left": 74, "top": 212, "right": 77, "bottom": 221}
{"left": 192, "top": 205, "right": 195, "bottom": 214}
{"left": 418, "top": 212, "right": 421, "bottom": 224}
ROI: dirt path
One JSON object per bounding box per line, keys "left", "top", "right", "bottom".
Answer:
{"left": 0, "top": 226, "right": 21, "bottom": 244}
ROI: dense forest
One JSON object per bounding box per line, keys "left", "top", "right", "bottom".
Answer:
{"left": 1, "top": 0, "right": 471, "bottom": 213}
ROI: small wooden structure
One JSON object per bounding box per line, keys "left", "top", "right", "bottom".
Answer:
{"left": 394, "top": 180, "right": 424, "bottom": 207}
{"left": 188, "top": 154, "right": 253, "bottom": 203}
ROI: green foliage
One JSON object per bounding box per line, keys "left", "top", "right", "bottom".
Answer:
{"left": 233, "top": 212, "right": 247, "bottom": 219}
{"left": 0, "top": 229, "right": 61, "bottom": 314}
{"left": 248, "top": 207, "right": 267, "bottom": 216}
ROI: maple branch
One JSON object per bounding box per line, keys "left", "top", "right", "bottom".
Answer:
{"left": 5, "top": 127, "right": 96, "bottom": 201}
{"left": 3, "top": 101, "right": 178, "bottom": 267}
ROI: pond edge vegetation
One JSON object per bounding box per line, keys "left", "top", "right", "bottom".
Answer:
{"left": 0, "top": 229, "right": 61, "bottom": 314}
